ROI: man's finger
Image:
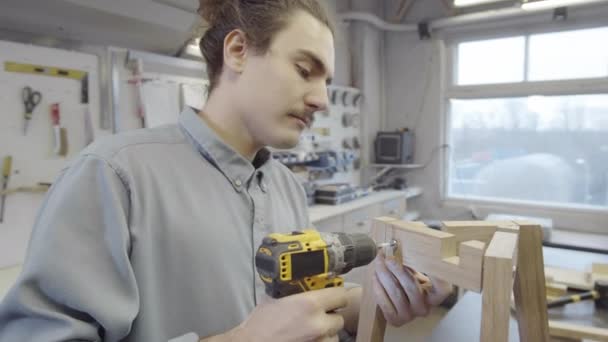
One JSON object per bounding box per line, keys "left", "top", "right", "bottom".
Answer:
{"left": 375, "top": 257, "right": 412, "bottom": 324}
{"left": 385, "top": 259, "right": 429, "bottom": 317}
{"left": 316, "top": 335, "right": 339, "bottom": 342}
{"left": 311, "top": 287, "right": 348, "bottom": 312}
{"left": 426, "top": 276, "right": 453, "bottom": 306}
{"left": 372, "top": 273, "right": 397, "bottom": 323}
{"left": 322, "top": 313, "right": 345, "bottom": 336}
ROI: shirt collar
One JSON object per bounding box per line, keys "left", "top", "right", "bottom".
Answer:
{"left": 178, "top": 107, "right": 272, "bottom": 192}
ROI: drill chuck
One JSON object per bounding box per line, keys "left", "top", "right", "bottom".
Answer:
{"left": 321, "top": 232, "right": 377, "bottom": 275}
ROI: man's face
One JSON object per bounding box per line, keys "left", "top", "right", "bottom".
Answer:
{"left": 234, "top": 10, "right": 335, "bottom": 149}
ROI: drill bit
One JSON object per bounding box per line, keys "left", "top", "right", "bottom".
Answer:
{"left": 377, "top": 239, "right": 398, "bottom": 257}
{"left": 376, "top": 239, "right": 397, "bottom": 250}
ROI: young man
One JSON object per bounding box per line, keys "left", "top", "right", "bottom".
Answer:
{"left": 0, "top": 1, "right": 450, "bottom": 341}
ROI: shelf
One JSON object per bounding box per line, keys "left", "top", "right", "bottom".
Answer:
{"left": 309, "top": 190, "right": 409, "bottom": 223}
{"left": 404, "top": 211, "right": 420, "bottom": 221}
{"left": 404, "top": 187, "right": 423, "bottom": 200}
{"left": 369, "top": 163, "right": 423, "bottom": 169}
{"left": 367, "top": 164, "right": 424, "bottom": 186}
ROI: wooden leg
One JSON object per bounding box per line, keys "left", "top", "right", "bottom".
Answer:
{"left": 356, "top": 217, "right": 393, "bottom": 342}
{"left": 480, "top": 232, "right": 519, "bottom": 342}
{"left": 513, "top": 223, "right": 550, "bottom": 342}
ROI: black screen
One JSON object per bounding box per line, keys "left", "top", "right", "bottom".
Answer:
{"left": 291, "top": 251, "right": 325, "bottom": 279}
{"left": 379, "top": 136, "right": 399, "bottom": 158}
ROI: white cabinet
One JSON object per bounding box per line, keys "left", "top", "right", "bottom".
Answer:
{"left": 315, "top": 215, "right": 343, "bottom": 233}
{"left": 343, "top": 204, "right": 380, "bottom": 234}
{"left": 381, "top": 197, "right": 406, "bottom": 218}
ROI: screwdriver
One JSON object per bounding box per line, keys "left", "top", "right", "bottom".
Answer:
{"left": 1, "top": 156, "right": 12, "bottom": 223}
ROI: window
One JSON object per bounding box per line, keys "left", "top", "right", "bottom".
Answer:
{"left": 447, "top": 27, "right": 608, "bottom": 208}
{"left": 528, "top": 27, "right": 608, "bottom": 81}
{"left": 456, "top": 37, "right": 526, "bottom": 85}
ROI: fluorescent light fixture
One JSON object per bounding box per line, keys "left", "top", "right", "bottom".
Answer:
{"left": 454, "top": 0, "right": 506, "bottom": 7}
{"left": 521, "top": 0, "right": 607, "bottom": 10}
{"left": 184, "top": 44, "right": 202, "bottom": 58}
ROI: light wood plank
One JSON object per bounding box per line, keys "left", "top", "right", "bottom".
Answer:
{"left": 592, "top": 263, "right": 608, "bottom": 284}
{"left": 356, "top": 217, "right": 392, "bottom": 342}
{"left": 545, "top": 282, "right": 568, "bottom": 299}
{"left": 513, "top": 222, "right": 550, "bottom": 342}
{"left": 545, "top": 267, "right": 592, "bottom": 291}
{"left": 391, "top": 222, "right": 486, "bottom": 291}
{"left": 549, "top": 321, "right": 608, "bottom": 342}
{"left": 480, "top": 232, "right": 519, "bottom": 342}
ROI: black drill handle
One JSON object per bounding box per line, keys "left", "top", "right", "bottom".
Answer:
{"left": 547, "top": 291, "right": 599, "bottom": 309}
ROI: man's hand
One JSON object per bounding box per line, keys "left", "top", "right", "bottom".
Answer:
{"left": 232, "top": 287, "right": 348, "bottom": 342}
{"left": 372, "top": 254, "right": 453, "bottom": 327}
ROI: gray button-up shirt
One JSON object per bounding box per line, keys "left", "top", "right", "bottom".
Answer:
{"left": 0, "top": 108, "right": 311, "bottom": 341}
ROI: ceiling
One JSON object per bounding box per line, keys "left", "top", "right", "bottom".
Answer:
{"left": 0, "top": 0, "right": 203, "bottom": 55}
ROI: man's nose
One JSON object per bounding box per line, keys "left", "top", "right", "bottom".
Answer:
{"left": 304, "top": 84, "right": 329, "bottom": 113}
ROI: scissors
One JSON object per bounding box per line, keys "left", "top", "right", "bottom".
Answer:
{"left": 22, "top": 86, "right": 42, "bottom": 135}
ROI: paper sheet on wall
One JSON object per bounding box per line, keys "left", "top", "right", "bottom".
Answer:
{"left": 142, "top": 81, "right": 180, "bottom": 128}
{"left": 180, "top": 83, "right": 207, "bottom": 111}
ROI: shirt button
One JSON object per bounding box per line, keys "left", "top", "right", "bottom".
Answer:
{"left": 260, "top": 182, "right": 267, "bottom": 193}
{"left": 235, "top": 179, "right": 242, "bottom": 187}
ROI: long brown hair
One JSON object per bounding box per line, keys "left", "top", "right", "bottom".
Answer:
{"left": 198, "top": 0, "right": 334, "bottom": 92}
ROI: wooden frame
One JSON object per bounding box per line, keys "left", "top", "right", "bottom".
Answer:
{"left": 356, "top": 217, "right": 550, "bottom": 342}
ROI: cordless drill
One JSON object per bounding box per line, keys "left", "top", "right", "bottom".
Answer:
{"left": 255, "top": 230, "right": 379, "bottom": 298}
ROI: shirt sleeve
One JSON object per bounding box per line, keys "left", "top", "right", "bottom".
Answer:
{"left": 0, "top": 154, "right": 139, "bottom": 341}
{"left": 168, "top": 332, "right": 200, "bottom": 342}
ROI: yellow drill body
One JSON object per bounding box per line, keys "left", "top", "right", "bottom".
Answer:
{"left": 255, "top": 229, "right": 377, "bottom": 298}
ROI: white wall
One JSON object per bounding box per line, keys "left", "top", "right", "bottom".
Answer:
{"left": 0, "top": 39, "right": 207, "bottom": 269}
{"left": 0, "top": 40, "right": 109, "bottom": 268}
{"left": 385, "top": 32, "right": 449, "bottom": 218}
{"left": 346, "top": 0, "right": 387, "bottom": 184}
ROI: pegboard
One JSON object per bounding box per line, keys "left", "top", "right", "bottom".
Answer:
{"left": 0, "top": 40, "right": 105, "bottom": 268}
{"left": 280, "top": 85, "right": 363, "bottom": 188}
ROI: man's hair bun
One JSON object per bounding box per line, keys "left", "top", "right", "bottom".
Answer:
{"left": 198, "top": 0, "right": 232, "bottom": 25}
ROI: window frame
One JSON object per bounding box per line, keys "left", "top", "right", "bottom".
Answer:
{"left": 441, "top": 22, "right": 608, "bottom": 222}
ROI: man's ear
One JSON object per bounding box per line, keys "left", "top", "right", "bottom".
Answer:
{"left": 223, "top": 29, "right": 248, "bottom": 74}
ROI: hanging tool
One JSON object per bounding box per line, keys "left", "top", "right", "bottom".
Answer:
{"left": 83, "top": 106, "right": 94, "bottom": 146}
{"left": 5, "top": 61, "right": 87, "bottom": 82}
{"left": 5, "top": 62, "right": 88, "bottom": 103}
{"left": 1, "top": 156, "right": 13, "bottom": 223}
{"left": 0, "top": 182, "right": 51, "bottom": 197}
{"left": 127, "top": 58, "right": 147, "bottom": 128}
{"left": 51, "top": 103, "right": 68, "bottom": 156}
{"left": 80, "top": 74, "right": 95, "bottom": 146}
{"left": 22, "top": 86, "right": 42, "bottom": 135}
{"left": 5, "top": 62, "right": 94, "bottom": 144}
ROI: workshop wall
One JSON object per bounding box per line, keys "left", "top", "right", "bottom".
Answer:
{"left": 110, "top": 49, "right": 208, "bottom": 132}
{"left": 0, "top": 40, "right": 107, "bottom": 268}
{"left": 0, "top": 42, "right": 211, "bottom": 269}
{"left": 348, "top": 0, "right": 387, "bottom": 186}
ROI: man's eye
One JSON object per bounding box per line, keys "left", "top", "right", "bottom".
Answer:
{"left": 296, "top": 65, "right": 311, "bottom": 79}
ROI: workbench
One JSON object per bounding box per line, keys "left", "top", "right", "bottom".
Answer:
{"left": 384, "top": 246, "right": 608, "bottom": 342}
